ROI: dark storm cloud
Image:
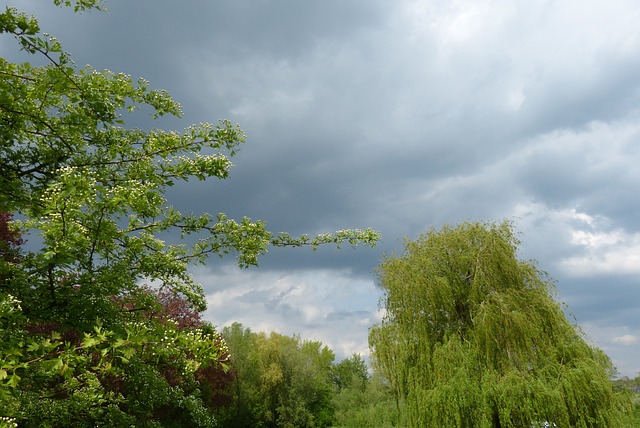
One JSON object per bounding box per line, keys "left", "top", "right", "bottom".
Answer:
{"left": 560, "top": 275, "right": 640, "bottom": 326}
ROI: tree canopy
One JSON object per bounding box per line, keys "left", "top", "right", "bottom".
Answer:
{"left": 0, "top": 2, "right": 378, "bottom": 426}
{"left": 219, "top": 323, "right": 336, "bottom": 428}
{"left": 369, "top": 221, "right": 632, "bottom": 427}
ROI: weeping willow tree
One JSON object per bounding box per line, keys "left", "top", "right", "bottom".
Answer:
{"left": 369, "top": 221, "right": 632, "bottom": 428}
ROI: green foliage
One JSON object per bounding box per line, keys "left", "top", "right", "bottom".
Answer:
{"left": 634, "top": 394, "right": 640, "bottom": 427}
{"left": 219, "top": 327, "right": 401, "bottom": 428}
{"left": 369, "top": 221, "right": 633, "bottom": 427}
{"left": 52, "top": 0, "right": 106, "bottom": 13}
{"left": 0, "top": 294, "right": 229, "bottom": 426}
{"left": 331, "top": 353, "right": 369, "bottom": 392}
{"left": 331, "top": 368, "right": 402, "bottom": 428}
{"left": 613, "top": 376, "right": 640, "bottom": 427}
{"left": 219, "top": 323, "right": 337, "bottom": 428}
{"left": 0, "top": 2, "right": 378, "bottom": 425}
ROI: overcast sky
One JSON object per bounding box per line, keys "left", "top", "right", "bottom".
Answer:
{"left": 5, "top": 0, "right": 640, "bottom": 377}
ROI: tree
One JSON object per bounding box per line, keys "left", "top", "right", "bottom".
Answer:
{"left": 331, "top": 353, "right": 369, "bottom": 392}
{"left": 330, "top": 355, "right": 402, "bottom": 428}
{"left": 0, "top": 2, "right": 379, "bottom": 425}
{"left": 331, "top": 368, "right": 403, "bottom": 428}
{"left": 217, "top": 323, "right": 262, "bottom": 427}
{"left": 116, "top": 286, "right": 236, "bottom": 414}
{"left": 219, "top": 323, "right": 337, "bottom": 428}
{"left": 369, "top": 221, "right": 632, "bottom": 427}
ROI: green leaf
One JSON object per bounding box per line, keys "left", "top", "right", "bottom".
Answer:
{"left": 82, "top": 335, "right": 99, "bottom": 348}
{"left": 26, "top": 341, "right": 40, "bottom": 353}
{"left": 6, "top": 373, "right": 20, "bottom": 388}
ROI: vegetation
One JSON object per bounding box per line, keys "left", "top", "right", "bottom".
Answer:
{"left": 369, "top": 221, "right": 633, "bottom": 427}
{"left": 330, "top": 362, "right": 402, "bottom": 427}
{"left": 613, "top": 377, "right": 640, "bottom": 427}
{"left": 214, "top": 323, "right": 400, "bottom": 428}
{"left": 0, "top": 1, "right": 378, "bottom": 426}
{"left": 218, "top": 323, "right": 335, "bottom": 427}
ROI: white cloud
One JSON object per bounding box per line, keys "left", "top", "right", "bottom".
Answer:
{"left": 612, "top": 335, "right": 638, "bottom": 346}
{"left": 509, "top": 201, "right": 640, "bottom": 277}
{"left": 561, "top": 218, "right": 640, "bottom": 277}
{"left": 507, "top": 87, "right": 527, "bottom": 111}
{"left": 196, "top": 265, "right": 380, "bottom": 360}
{"left": 512, "top": 202, "right": 640, "bottom": 277}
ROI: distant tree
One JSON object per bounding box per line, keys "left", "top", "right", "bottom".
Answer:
{"left": 613, "top": 376, "right": 640, "bottom": 426}
{"left": 331, "top": 353, "right": 369, "bottom": 392}
{"left": 331, "top": 357, "right": 402, "bottom": 428}
{"left": 217, "top": 323, "right": 262, "bottom": 427}
{"left": 219, "top": 323, "right": 336, "bottom": 428}
{"left": 369, "top": 221, "right": 632, "bottom": 427}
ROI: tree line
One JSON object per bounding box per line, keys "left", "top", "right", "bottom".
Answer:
{"left": 1, "top": 1, "right": 636, "bottom": 426}
{"left": 216, "top": 323, "right": 401, "bottom": 427}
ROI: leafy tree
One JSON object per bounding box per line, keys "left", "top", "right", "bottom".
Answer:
{"left": 295, "top": 340, "right": 336, "bottom": 427}
{"left": 117, "top": 286, "right": 236, "bottom": 414}
{"left": 369, "top": 221, "right": 632, "bottom": 427}
{"left": 331, "top": 356, "right": 402, "bottom": 428}
{"left": 1, "top": 295, "right": 230, "bottom": 426}
{"left": 613, "top": 376, "right": 640, "bottom": 426}
{"left": 0, "top": 2, "right": 379, "bottom": 425}
{"left": 331, "top": 353, "right": 369, "bottom": 392}
{"left": 216, "top": 323, "right": 262, "bottom": 427}
{"left": 219, "top": 323, "right": 337, "bottom": 428}
{"left": 331, "top": 368, "right": 403, "bottom": 428}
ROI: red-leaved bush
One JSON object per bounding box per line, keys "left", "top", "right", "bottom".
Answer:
{"left": 0, "top": 211, "right": 24, "bottom": 262}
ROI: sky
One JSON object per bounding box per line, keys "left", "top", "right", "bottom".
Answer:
{"left": 3, "top": 0, "right": 640, "bottom": 377}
